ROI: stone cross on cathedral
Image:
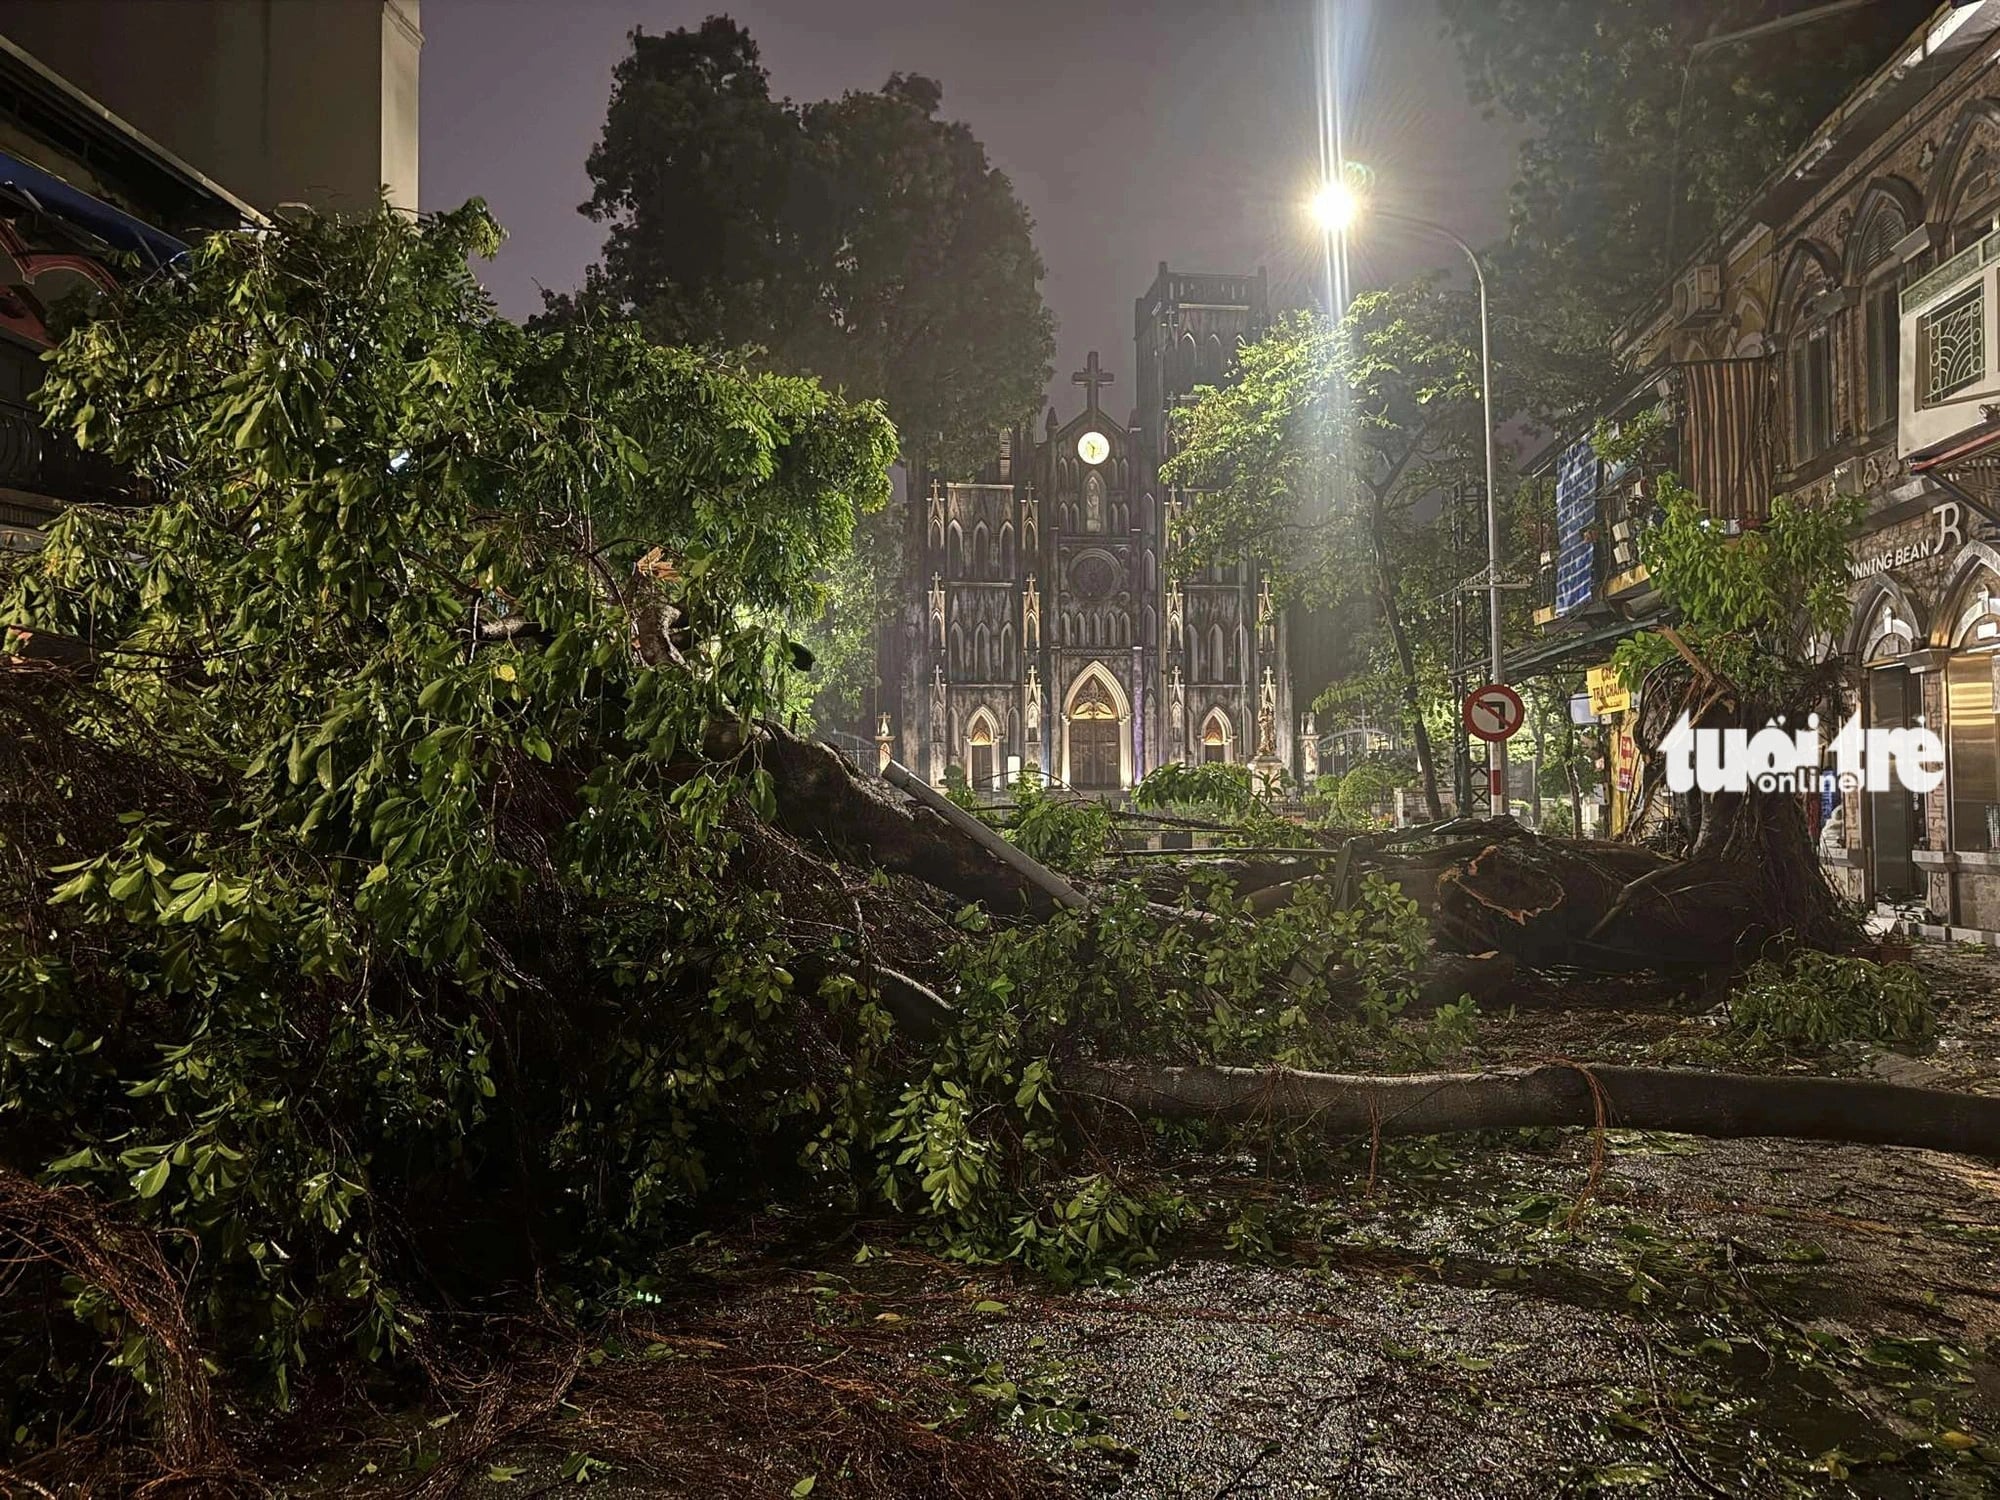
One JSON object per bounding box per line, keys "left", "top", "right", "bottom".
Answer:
{"left": 1072, "top": 351, "right": 1114, "bottom": 413}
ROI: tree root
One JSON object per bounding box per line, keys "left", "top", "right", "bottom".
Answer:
{"left": 0, "top": 1167, "right": 244, "bottom": 1490}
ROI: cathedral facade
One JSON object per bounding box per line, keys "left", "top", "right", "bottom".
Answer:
{"left": 880, "top": 264, "right": 1292, "bottom": 793}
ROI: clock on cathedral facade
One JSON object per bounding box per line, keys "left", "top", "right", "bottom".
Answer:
{"left": 879, "top": 264, "right": 1291, "bottom": 793}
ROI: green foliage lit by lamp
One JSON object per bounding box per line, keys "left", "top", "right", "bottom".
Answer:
{"left": 1004, "top": 775, "right": 1112, "bottom": 874}
{"left": 1730, "top": 952, "right": 1935, "bottom": 1049}
{"left": 0, "top": 202, "right": 896, "bottom": 1409}
{"left": 1333, "top": 763, "right": 1398, "bottom": 828}
{"left": 874, "top": 875, "right": 1435, "bottom": 1279}
{"left": 1610, "top": 480, "right": 1860, "bottom": 707}
{"left": 1131, "top": 761, "right": 1255, "bottom": 819}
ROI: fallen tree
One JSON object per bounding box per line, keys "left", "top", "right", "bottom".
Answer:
{"left": 1069, "top": 1061, "right": 2000, "bottom": 1161}
{"left": 0, "top": 203, "right": 1971, "bottom": 1498}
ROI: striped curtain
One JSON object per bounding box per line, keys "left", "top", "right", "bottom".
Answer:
{"left": 1679, "top": 357, "right": 1776, "bottom": 525}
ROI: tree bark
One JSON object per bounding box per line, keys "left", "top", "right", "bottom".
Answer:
{"left": 758, "top": 725, "right": 1063, "bottom": 918}
{"left": 1368, "top": 507, "right": 1443, "bottom": 820}
{"left": 1068, "top": 1061, "right": 2000, "bottom": 1162}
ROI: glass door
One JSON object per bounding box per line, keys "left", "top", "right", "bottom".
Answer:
{"left": 1868, "top": 667, "right": 1917, "bottom": 898}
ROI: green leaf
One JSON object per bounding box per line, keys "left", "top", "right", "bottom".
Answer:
{"left": 791, "top": 1479, "right": 816, "bottom": 1497}
{"left": 134, "top": 1158, "right": 172, "bottom": 1199}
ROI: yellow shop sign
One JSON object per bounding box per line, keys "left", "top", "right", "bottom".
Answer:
{"left": 1586, "top": 664, "right": 1630, "bottom": 717}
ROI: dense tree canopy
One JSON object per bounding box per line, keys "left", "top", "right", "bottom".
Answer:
{"left": 560, "top": 18, "right": 1055, "bottom": 727}
{"left": 566, "top": 18, "right": 1054, "bottom": 476}
{"left": 1439, "top": 0, "right": 1936, "bottom": 394}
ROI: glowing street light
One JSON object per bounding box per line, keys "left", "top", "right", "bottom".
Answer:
{"left": 1309, "top": 178, "right": 1511, "bottom": 812}
{"left": 1307, "top": 179, "right": 1359, "bottom": 235}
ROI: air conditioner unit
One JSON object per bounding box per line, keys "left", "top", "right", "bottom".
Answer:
{"left": 1672, "top": 263, "right": 1723, "bottom": 322}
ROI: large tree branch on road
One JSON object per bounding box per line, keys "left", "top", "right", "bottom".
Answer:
{"left": 1069, "top": 1061, "right": 2000, "bottom": 1162}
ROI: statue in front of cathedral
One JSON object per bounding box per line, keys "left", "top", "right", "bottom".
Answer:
{"left": 1301, "top": 712, "right": 1318, "bottom": 780}
{"left": 1257, "top": 666, "right": 1277, "bottom": 757}
{"left": 1168, "top": 665, "right": 1185, "bottom": 741}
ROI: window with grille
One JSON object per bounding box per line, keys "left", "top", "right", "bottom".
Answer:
{"left": 1920, "top": 284, "right": 1984, "bottom": 407}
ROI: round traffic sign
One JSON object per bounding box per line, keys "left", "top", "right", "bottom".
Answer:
{"left": 1462, "top": 683, "right": 1525, "bottom": 743}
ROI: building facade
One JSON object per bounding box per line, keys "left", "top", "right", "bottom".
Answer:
{"left": 0, "top": 33, "right": 257, "bottom": 549}
{"left": 1526, "top": 0, "right": 2000, "bottom": 935}
{"left": 0, "top": 3, "right": 421, "bottom": 552}
{"left": 0, "top": 0, "right": 420, "bottom": 216}
{"left": 881, "top": 264, "right": 1292, "bottom": 793}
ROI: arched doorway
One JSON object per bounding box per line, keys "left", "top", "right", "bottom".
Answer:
{"left": 1852, "top": 582, "right": 1923, "bottom": 898}
{"left": 1063, "top": 665, "right": 1130, "bottom": 790}
{"left": 966, "top": 709, "right": 998, "bottom": 793}
{"left": 1201, "top": 708, "right": 1233, "bottom": 765}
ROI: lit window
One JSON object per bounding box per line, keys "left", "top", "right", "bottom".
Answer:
{"left": 1947, "top": 652, "right": 2000, "bottom": 851}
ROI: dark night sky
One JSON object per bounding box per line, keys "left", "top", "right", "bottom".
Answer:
{"left": 420, "top": 0, "right": 1518, "bottom": 420}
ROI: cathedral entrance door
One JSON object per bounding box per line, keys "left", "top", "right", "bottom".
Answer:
{"left": 1070, "top": 719, "right": 1120, "bottom": 789}
{"left": 1066, "top": 673, "right": 1124, "bottom": 789}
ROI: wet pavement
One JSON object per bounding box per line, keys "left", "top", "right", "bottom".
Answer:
{"left": 300, "top": 942, "right": 2000, "bottom": 1497}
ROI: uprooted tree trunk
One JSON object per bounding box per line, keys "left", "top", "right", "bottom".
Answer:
{"left": 758, "top": 725, "right": 1061, "bottom": 918}
{"left": 1599, "top": 653, "right": 1855, "bottom": 956}
{"left": 753, "top": 708, "right": 1845, "bottom": 977}
{"left": 1071, "top": 1061, "right": 2000, "bottom": 1163}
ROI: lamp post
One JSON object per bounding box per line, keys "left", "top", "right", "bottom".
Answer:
{"left": 1310, "top": 183, "right": 1508, "bottom": 810}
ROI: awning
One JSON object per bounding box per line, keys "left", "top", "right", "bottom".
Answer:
{"left": 1911, "top": 419, "right": 2000, "bottom": 472}
{"left": 1506, "top": 615, "right": 1659, "bottom": 680}
{"left": 0, "top": 150, "right": 185, "bottom": 267}
{"left": 1910, "top": 420, "right": 2000, "bottom": 525}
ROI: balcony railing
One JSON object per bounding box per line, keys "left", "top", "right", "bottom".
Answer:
{"left": 0, "top": 395, "right": 139, "bottom": 508}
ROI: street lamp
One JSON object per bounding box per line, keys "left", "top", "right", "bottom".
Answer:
{"left": 1309, "top": 182, "right": 1509, "bottom": 811}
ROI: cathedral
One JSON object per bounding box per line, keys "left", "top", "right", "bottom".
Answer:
{"left": 879, "top": 264, "right": 1293, "bottom": 793}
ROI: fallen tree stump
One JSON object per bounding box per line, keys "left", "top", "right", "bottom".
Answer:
{"left": 1069, "top": 1061, "right": 2000, "bottom": 1162}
